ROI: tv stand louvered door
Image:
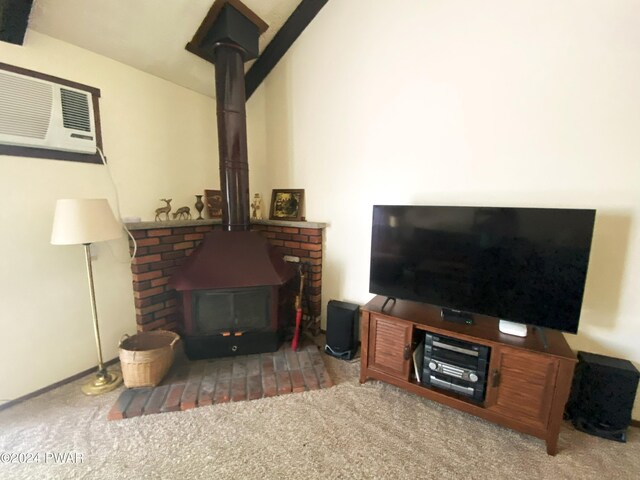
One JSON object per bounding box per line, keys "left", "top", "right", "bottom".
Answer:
{"left": 360, "top": 296, "right": 577, "bottom": 455}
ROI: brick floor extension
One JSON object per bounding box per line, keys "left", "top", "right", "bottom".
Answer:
{"left": 108, "top": 344, "right": 333, "bottom": 421}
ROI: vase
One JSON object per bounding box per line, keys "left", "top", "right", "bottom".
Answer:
{"left": 194, "top": 194, "right": 204, "bottom": 220}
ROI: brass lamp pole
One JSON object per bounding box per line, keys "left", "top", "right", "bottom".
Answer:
{"left": 51, "top": 199, "right": 124, "bottom": 395}
{"left": 81, "top": 242, "right": 122, "bottom": 394}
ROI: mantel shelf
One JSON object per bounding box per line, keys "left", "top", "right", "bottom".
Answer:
{"left": 125, "top": 219, "right": 327, "bottom": 231}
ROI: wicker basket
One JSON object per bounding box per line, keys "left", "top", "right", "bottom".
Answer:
{"left": 119, "top": 330, "right": 180, "bottom": 388}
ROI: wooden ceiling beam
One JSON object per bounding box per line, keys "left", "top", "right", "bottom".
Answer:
{"left": 0, "top": 0, "right": 34, "bottom": 45}
{"left": 245, "top": 0, "right": 329, "bottom": 99}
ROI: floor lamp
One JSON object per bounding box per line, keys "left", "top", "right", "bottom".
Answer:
{"left": 51, "top": 198, "right": 124, "bottom": 395}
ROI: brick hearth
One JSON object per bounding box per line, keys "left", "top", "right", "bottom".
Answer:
{"left": 126, "top": 219, "right": 326, "bottom": 333}
{"left": 108, "top": 344, "right": 333, "bottom": 420}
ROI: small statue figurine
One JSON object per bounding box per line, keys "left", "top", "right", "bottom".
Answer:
{"left": 154, "top": 198, "right": 172, "bottom": 221}
{"left": 172, "top": 206, "right": 192, "bottom": 220}
{"left": 251, "top": 193, "right": 262, "bottom": 220}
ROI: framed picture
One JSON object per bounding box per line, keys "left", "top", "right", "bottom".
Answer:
{"left": 204, "top": 189, "right": 223, "bottom": 219}
{"left": 269, "top": 189, "right": 305, "bottom": 221}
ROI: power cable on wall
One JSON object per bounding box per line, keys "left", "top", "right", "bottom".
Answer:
{"left": 96, "top": 146, "right": 137, "bottom": 262}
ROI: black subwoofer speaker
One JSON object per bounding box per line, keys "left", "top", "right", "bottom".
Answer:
{"left": 325, "top": 300, "right": 359, "bottom": 360}
{"left": 565, "top": 351, "right": 639, "bottom": 442}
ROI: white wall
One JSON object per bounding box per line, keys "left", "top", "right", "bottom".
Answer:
{"left": 0, "top": 30, "right": 269, "bottom": 403}
{"left": 246, "top": 85, "right": 270, "bottom": 211}
{"left": 261, "top": 0, "right": 640, "bottom": 414}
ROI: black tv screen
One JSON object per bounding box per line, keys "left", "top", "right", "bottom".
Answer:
{"left": 370, "top": 206, "right": 596, "bottom": 333}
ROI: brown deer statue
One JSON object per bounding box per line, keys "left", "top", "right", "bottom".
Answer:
{"left": 172, "top": 206, "right": 192, "bottom": 220}
{"left": 154, "top": 198, "right": 172, "bottom": 221}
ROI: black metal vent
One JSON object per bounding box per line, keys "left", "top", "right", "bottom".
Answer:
{"left": 60, "top": 88, "right": 91, "bottom": 132}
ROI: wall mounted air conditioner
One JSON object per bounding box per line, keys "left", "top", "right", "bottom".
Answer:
{"left": 0, "top": 69, "right": 97, "bottom": 154}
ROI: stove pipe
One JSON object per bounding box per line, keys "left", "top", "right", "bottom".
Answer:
{"left": 214, "top": 43, "right": 250, "bottom": 231}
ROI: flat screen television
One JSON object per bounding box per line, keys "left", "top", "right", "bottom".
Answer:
{"left": 369, "top": 205, "right": 596, "bottom": 334}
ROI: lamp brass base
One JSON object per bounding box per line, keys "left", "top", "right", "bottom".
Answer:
{"left": 81, "top": 370, "right": 123, "bottom": 396}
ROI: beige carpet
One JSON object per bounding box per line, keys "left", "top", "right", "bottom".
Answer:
{"left": 0, "top": 343, "right": 638, "bottom": 480}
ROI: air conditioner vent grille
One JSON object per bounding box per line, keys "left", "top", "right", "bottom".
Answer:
{"left": 60, "top": 88, "right": 91, "bottom": 132}
{"left": 0, "top": 71, "right": 53, "bottom": 139}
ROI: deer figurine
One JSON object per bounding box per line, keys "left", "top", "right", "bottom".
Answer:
{"left": 154, "top": 198, "right": 172, "bottom": 221}
{"left": 172, "top": 206, "right": 192, "bottom": 220}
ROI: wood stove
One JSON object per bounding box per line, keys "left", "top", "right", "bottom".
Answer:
{"left": 170, "top": 230, "right": 293, "bottom": 359}
{"left": 170, "top": 2, "right": 294, "bottom": 359}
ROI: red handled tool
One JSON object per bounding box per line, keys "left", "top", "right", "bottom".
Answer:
{"left": 291, "top": 265, "right": 305, "bottom": 351}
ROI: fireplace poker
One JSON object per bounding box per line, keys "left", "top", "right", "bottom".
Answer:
{"left": 291, "top": 264, "right": 305, "bottom": 351}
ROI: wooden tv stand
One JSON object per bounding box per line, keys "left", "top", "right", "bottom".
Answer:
{"left": 360, "top": 296, "right": 577, "bottom": 455}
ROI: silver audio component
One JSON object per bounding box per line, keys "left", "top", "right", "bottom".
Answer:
{"left": 422, "top": 332, "right": 491, "bottom": 402}
{"left": 429, "top": 375, "right": 475, "bottom": 396}
{"left": 432, "top": 340, "right": 479, "bottom": 357}
{"left": 427, "top": 360, "right": 480, "bottom": 382}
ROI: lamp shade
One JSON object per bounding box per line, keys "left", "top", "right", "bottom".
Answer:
{"left": 51, "top": 198, "right": 122, "bottom": 245}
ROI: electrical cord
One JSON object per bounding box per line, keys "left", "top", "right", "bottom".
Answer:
{"left": 96, "top": 146, "right": 137, "bottom": 262}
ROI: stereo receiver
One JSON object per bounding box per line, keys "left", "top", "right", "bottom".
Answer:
{"left": 421, "top": 332, "right": 490, "bottom": 402}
